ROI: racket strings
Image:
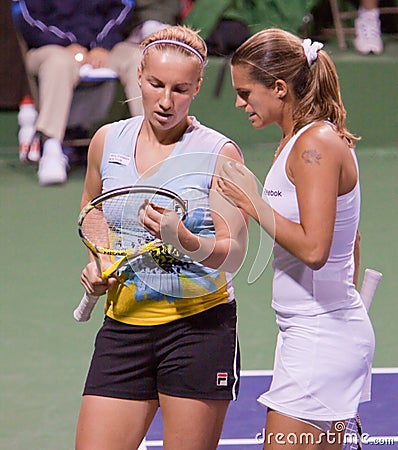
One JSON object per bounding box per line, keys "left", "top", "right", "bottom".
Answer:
{"left": 343, "top": 415, "right": 362, "bottom": 450}
{"left": 81, "top": 205, "right": 112, "bottom": 250}
{"left": 81, "top": 191, "right": 186, "bottom": 257}
{"left": 81, "top": 194, "right": 146, "bottom": 254}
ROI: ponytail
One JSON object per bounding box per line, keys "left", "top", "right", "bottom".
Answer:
{"left": 293, "top": 50, "right": 359, "bottom": 144}
{"left": 232, "top": 28, "right": 359, "bottom": 144}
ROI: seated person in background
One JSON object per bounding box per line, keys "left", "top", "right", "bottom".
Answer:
{"left": 64, "top": 0, "right": 182, "bottom": 167}
{"left": 13, "top": 0, "right": 135, "bottom": 186}
{"left": 354, "top": 0, "right": 383, "bottom": 55}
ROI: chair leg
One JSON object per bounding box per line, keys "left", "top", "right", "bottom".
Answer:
{"left": 329, "top": 0, "right": 348, "bottom": 49}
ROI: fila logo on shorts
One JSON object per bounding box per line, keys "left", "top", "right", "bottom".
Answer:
{"left": 216, "top": 372, "right": 228, "bottom": 386}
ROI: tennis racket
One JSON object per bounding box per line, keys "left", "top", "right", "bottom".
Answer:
{"left": 342, "top": 268, "right": 383, "bottom": 449}
{"left": 73, "top": 185, "right": 187, "bottom": 322}
{"left": 343, "top": 415, "right": 363, "bottom": 450}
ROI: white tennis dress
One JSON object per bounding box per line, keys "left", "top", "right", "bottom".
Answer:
{"left": 258, "top": 122, "right": 375, "bottom": 421}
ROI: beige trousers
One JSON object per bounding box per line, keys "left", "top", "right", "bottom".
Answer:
{"left": 108, "top": 42, "right": 143, "bottom": 117}
{"left": 25, "top": 45, "right": 80, "bottom": 141}
{"left": 25, "top": 43, "right": 144, "bottom": 141}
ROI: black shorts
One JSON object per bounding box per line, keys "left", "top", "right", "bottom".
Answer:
{"left": 83, "top": 301, "right": 240, "bottom": 401}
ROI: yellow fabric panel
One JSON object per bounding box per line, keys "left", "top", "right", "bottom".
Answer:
{"left": 104, "top": 276, "right": 230, "bottom": 326}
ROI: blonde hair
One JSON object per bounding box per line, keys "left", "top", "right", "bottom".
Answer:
{"left": 231, "top": 28, "right": 359, "bottom": 144}
{"left": 141, "top": 25, "right": 207, "bottom": 77}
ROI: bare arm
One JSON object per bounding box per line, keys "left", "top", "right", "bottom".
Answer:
{"left": 80, "top": 125, "right": 109, "bottom": 209}
{"left": 272, "top": 127, "right": 341, "bottom": 269}
{"left": 79, "top": 125, "right": 117, "bottom": 296}
{"left": 218, "top": 125, "right": 352, "bottom": 270}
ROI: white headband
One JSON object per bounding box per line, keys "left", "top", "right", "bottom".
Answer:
{"left": 143, "top": 39, "right": 205, "bottom": 65}
{"left": 302, "top": 38, "right": 324, "bottom": 67}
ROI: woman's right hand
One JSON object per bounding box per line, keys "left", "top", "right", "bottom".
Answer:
{"left": 67, "top": 44, "right": 88, "bottom": 65}
{"left": 80, "top": 261, "right": 115, "bottom": 297}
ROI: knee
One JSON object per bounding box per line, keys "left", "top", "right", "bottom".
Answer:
{"left": 109, "top": 43, "right": 142, "bottom": 74}
{"left": 40, "top": 47, "right": 80, "bottom": 82}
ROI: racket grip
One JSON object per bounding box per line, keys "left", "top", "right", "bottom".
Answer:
{"left": 73, "top": 292, "right": 100, "bottom": 322}
{"left": 360, "top": 268, "right": 383, "bottom": 312}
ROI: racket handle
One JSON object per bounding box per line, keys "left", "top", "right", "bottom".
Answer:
{"left": 73, "top": 292, "right": 100, "bottom": 322}
{"left": 360, "top": 268, "right": 383, "bottom": 312}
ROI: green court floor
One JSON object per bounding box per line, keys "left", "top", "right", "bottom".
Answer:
{"left": 1, "top": 39, "right": 397, "bottom": 450}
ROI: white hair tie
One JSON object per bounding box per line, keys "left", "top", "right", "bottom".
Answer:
{"left": 302, "top": 38, "right": 324, "bottom": 67}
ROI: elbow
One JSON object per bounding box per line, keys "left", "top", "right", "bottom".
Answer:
{"left": 218, "top": 256, "right": 245, "bottom": 274}
{"left": 303, "top": 249, "right": 329, "bottom": 271}
{"left": 307, "top": 259, "right": 326, "bottom": 271}
{"left": 213, "top": 241, "right": 247, "bottom": 274}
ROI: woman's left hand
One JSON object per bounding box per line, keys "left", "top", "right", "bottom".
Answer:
{"left": 138, "top": 200, "right": 182, "bottom": 245}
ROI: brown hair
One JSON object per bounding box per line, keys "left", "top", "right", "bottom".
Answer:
{"left": 141, "top": 25, "right": 207, "bottom": 77}
{"left": 231, "top": 28, "right": 359, "bottom": 143}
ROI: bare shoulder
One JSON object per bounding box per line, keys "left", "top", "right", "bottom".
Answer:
{"left": 90, "top": 123, "right": 112, "bottom": 146}
{"left": 292, "top": 122, "right": 347, "bottom": 166}
{"left": 82, "top": 125, "right": 113, "bottom": 205}
{"left": 87, "top": 123, "right": 112, "bottom": 161}
{"left": 212, "top": 142, "right": 244, "bottom": 184}
{"left": 219, "top": 141, "right": 244, "bottom": 163}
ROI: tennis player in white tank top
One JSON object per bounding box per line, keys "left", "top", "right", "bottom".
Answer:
{"left": 217, "top": 28, "right": 375, "bottom": 449}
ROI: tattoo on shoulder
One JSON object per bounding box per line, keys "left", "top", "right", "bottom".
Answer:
{"left": 301, "top": 149, "right": 322, "bottom": 165}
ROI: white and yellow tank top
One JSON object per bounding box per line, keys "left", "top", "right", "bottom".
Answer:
{"left": 100, "top": 116, "right": 242, "bottom": 325}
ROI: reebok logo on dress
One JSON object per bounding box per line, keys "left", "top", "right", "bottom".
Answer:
{"left": 264, "top": 188, "right": 282, "bottom": 197}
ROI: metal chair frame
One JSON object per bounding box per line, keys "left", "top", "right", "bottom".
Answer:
{"left": 328, "top": 0, "right": 398, "bottom": 48}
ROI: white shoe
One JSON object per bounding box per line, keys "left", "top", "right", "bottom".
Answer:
{"left": 38, "top": 138, "right": 69, "bottom": 185}
{"left": 354, "top": 8, "right": 383, "bottom": 55}
{"left": 27, "top": 135, "right": 41, "bottom": 163}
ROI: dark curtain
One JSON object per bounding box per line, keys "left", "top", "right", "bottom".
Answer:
{"left": 0, "top": 0, "right": 31, "bottom": 110}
